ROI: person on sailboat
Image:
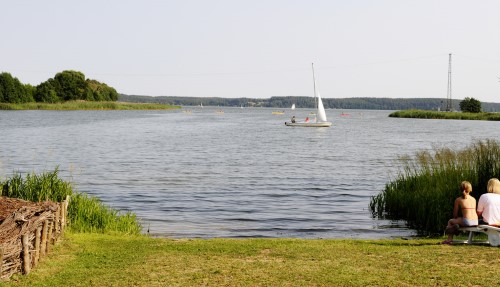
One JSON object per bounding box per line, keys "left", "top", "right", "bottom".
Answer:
{"left": 305, "top": 117, "right": 309, "bottom": 123}
{"left": 291, "top": 116, "right": 296, "bottom": 123}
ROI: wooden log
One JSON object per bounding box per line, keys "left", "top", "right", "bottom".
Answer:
{"left": 64, "top": 195, "right": 70, "bottom": 227}
{"left": 22, "top": 234, "right": 30, "bottom": 275}
{"left": 34, "top": 226, "right": 42, "bottom": 267}
{"left": 46, "top": 221, "right": 53, "bottom": 253}
{"left": 0, "top": 245, "right": 4, "bottom": 277}
{"left": 60, "top": 201, "right": 66, "bottom": 237}
{"left": 60, "top": 201, "right": 65, "bottom": 226}
{"left": 54, "top": 205, "right": 60, "bottom": 239}
{"left": 41, "top": 220, "right": 48, "bottom": 256}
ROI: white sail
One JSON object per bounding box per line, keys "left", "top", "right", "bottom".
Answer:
{"left": 316, "top": 92, "right": 327, "bottom": 122}
{"left": 291, "top": 104, "right": 295, "bottom": 110}
{"left": 284, "top": 62, "right": 331, "bottom": 127}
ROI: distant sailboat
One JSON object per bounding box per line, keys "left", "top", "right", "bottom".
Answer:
{"left": 291, "top": 104, "right": 296, "bottom": 110}
{"left": 285, "top": 63, "right": 332, "bottom": 127}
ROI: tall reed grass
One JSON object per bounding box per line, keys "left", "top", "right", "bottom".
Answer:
{"left": 68, "top": 192, "right": 141, "bottom": 234}
{"left": 389, "top": 109, "right": 500, "bottom": 121}
{"left": 370, "top": 139, "right": 500, "bottom": 235}
{"left": 0, "top": 168, "right": 141, "bottom": 235}
{"left": 0, "top": 167, "right": 72, "bottom": 202}
{"left": 0, "top": 101, "right": 180, "bottom": 110}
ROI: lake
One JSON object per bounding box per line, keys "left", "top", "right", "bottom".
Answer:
{"left": 0, "top": 107, "right": 497, "bottom": 239}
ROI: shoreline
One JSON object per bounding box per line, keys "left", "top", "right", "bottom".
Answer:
{"left": 0, "top": 101, "right": 181, "bottom": 111}
{"left": 389, "top": 109, "right": 500, "bottom": 120}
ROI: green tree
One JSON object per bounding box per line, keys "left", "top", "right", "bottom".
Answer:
{"left": 459, "top": 97, "right": 482, "bottom": 113}
{"left": 34, "top": 79, "right": 60, "bottom": 103}
{"left": 86, "top": 79, "right": 119, "bottom": 101}
{"left": 0, "top": 72, "right": 34, "bottom": 103}
{"left": 54, "top": 70, "right": 87, "bottom": 101}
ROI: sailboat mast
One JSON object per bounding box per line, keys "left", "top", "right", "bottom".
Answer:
{"left": 312, "top": 63, "right": 317, "bottom": 109}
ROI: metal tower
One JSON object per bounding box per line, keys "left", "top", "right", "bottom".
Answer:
{"left": 446, "top": 53, "right": 452, "bottom": 111}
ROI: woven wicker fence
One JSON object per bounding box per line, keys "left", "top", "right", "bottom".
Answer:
{"left": 0, "top": 196, "right": 69, "bottom": 281}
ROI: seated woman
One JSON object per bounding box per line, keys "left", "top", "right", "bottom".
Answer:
{"left": 442, "top": 181, "right": 478, "bottom": 244}
{"left": 477, "top": 178, "right": 500, "bottom": 226}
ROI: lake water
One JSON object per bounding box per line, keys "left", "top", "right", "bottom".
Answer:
{"left": 0, "top": 107, "right": 498, "bottom": 239}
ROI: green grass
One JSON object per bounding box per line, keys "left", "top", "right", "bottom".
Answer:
{"left": 0, "top": 169, "right": 141, "bottom": 235}
{"left": 389, "top": 109, "right": 500, "bottom": 120}
{"left": 0, "top": 101, "right": 180, "bottom": 110}
{"left": 3, "top": 232, "right": 499, "bottom": 287}
{"left": 370, "top": 139, "right": 500, "bottom": 235}
{"left": 0, "top": 168, "right": 72, "bottom": 202}
{"left": 68, "top": 193, "right": 141, "bottom": 235}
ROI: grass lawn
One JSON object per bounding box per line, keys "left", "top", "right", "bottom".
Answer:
{"left": 3, "top": 233, "right": 499, "bottom": 287}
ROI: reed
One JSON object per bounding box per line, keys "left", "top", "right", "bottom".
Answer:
{"left": 0, "top": 168, "right": 72, "bottom": 202}
{"left": 0, "top": 168, "right": 141, "bottom": 235}
{"left": 0, "top": 101, "right": 180, "bottom": 110}
{"left": 68, "top": 192, "right": 141, "bottom": 235}
{"left": 370, "top": 139, "right": 500, "bottom": 235}
{"left": 389, "top": 109, "right": 500, "bottom": 121}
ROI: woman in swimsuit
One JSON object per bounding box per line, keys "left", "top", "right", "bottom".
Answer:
{"left": 442, "top": 181, "right": 478, "bottom": 244}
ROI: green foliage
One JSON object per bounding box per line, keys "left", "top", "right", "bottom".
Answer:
{"left": 0, "top": 168, "right": 72, "bottom": 202}
{"left": 34, "top": 79, "right": 59, "bottom": 103}
{"left": 53, "top": 70, "right": 87, "bottom": 101}
{"left": 35, "top": 71, "right": 120, "bottom": 103}
{"left": 0, "top": 72, "right": 34, "bottom": 103}
{"left": 370, "top": 139, "right": 500, "bottom": 235}
{"left": 0, "top": 70, "right": 119, "bottom": 104}
{"left": 68, "top": 192, "right": 141, "bottom": 235}
{"left": 459, "top": 97, "right": 482, "bottom": 113}
{"left": 85, "top": 79, "right": 119, "bottom": 101}
{"left": 0, "top": 101, "right": 179, "bottom": 110}
{"left": 0, "top": 168, "right": 141, "bottom": 234}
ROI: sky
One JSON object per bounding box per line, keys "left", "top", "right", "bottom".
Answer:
{"left": 2, "top": 0, "right": 500, "bottom": 102}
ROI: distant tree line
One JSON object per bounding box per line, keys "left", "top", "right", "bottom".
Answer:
{"left": 119, "top": 94, "right": 500, "bottom": 112}
{"left": 0, "top": 71, "right": 118, "bottom": 104}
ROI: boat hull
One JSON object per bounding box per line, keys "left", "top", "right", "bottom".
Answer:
{"left": 285, "top": 121, "right": 332, "bottom": 127}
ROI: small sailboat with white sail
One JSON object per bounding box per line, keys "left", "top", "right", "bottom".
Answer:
{"left": 291, "top": 103, "right": 295, "bottom": 110}
{"left": 285, "top": 63, "right": 332, "bottom": 127}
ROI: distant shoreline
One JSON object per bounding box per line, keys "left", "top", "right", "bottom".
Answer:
{"left": 0, "top": 101, "right": 181, "bottom": 111}
{"left": 389, "top": 109, "right": 500, "bottom": 121}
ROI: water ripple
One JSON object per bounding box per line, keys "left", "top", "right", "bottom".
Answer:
{"left": 1, "top": 108, "right": 498, "bottom": 238}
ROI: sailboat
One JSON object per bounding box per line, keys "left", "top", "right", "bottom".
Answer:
{"left": 291, "top": 104, "right": 296, "bottom": 110}
{"left": 285, "top": 63, "right": 332, "bottom": 127}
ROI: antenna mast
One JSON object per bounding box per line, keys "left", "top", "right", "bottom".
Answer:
{"left": 312, "top": 63, "right": 317, "bottom": 109}
{"left": 446, "top": 53, "right": 452, "bottom": 111}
